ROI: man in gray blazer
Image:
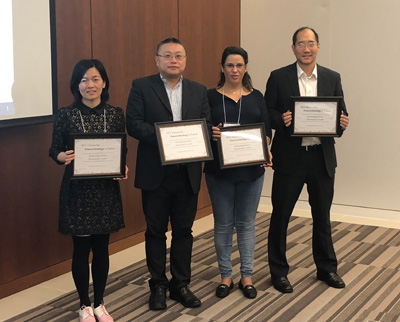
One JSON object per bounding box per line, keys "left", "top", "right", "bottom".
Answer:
{"left": 126, "top": 38, "right": 211, "bottom": 310}
{"left": 264, "top": 27, "right": 349, "bottom": 293}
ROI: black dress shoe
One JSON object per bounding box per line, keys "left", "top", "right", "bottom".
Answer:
{"left": 149, "top": 287, "right": 167, "bottom": 310}
{"left": 216, "top": 280, "right": 234, "bottom": 298}
{"left": 170, "top": 285, "right": 201, "bottom": 308}
{"left": 317, "top": 272, "right": 346, "bottom": 288}
{"left": 238, "top": 280, "right": 257, "bottom": 299}
{"left": 271, "top": 276, "right": 293, "bottom": 293}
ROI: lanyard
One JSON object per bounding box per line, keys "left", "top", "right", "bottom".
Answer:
{"left": 222, "top": 87, "right": 242, "bottom": 125}
{"left": 79, "top": 109, "right": 106, "bottom": 133}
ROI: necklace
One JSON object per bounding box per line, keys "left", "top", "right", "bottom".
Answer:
{"left": 224, "top": 86, "right": 242, "bottom": 95}
{"left": 79, "top": 109, "right": 107, "bottom": 133}
{"left": 222, "top": 86, "right": 242, "bottom": 125}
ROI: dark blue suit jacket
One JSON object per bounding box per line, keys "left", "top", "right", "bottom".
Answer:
{"left": 126, "top": 74, "right": 211, "bottom": 193}
{"left": 264, "top": 63, "right": 347, "bottom": 177}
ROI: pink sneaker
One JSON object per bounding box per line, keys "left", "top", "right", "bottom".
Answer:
{"left": 94, "top": 304, "right": 114, "bottom": 322}
{"left": 79, "top": 305, "right": 95, "bottom": 322}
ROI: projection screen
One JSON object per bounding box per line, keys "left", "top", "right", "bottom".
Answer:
{"left": 0, "top": 0, "right": 56, "bottom": 128}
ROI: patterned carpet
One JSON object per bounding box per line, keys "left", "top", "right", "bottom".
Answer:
{"left": 6, "top": 212, "right": 400, "bottom": 322}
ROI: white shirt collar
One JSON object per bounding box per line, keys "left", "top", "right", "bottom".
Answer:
{"left": 160, "top": 73, "right": 183, "bottom": 85}
{"left": 296, "top": 62, "right": 318, "bottom": 79}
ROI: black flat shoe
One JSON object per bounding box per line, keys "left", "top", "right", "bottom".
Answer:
{"left": 271, "top": 276, "right": 293, "bottom": 293}
{"left": 149, "top": 287, "right": 167, "bottom": 310}
{"left": 317, "top": 272, "right": 346, "bottom": 288}
{"left": 238, "top": 280, "right": 257, "bottom": 299}
{"left": 170, "top": 285, "right": 201, "bottom": 308}
{"left": 216, "top": 280, "right": 234, "bottom": 298}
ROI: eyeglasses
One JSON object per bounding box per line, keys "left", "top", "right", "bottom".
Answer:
{"left": 224, "top": 63, "right": 245, "bottom": 69}
{"left": 157, "top": 54, "right": 186, "bottom": 61}
{"left": 295, "top": 41, "right": 317, "bottom": 49}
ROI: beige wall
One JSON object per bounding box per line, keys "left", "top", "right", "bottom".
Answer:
{"left": 241, "top": 0, "right": 400, "bottom": 221}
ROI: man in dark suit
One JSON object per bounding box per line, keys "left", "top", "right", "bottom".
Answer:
{"left": 264, "top": 27, "right": 349, "bottom": 293}
{"left": 126, "top": 38, "right": 211, "bottom": 310}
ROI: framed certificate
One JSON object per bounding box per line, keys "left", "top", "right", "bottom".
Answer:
{"left": 154, "top": 119, "right": 213, "bottom": 165}
{"left": 69, "top": 132, "right": 126, "bottom": 179}
{"left": 290, "top": 96, "right": 342, "bottom": 137}
{"left": 217, "top": 123, "right": 270, "bottom": 169}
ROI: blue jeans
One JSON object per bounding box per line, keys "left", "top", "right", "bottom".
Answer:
{"left": 206, "top": 173, "right": 264, "bottom": 278}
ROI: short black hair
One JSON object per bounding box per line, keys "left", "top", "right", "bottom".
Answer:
{"left": 292, "top": 27, "right": 319, "bottom": 45}
{"left": 70, "top": 59, "right": 110, "bottom": 103}
{"left": 217, "top": 46, "right": 253, "bottom": 92}
{"left": 156, "top": 37, "right": 183, "bottom": 55}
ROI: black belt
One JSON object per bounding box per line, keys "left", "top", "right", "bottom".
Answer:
{"left": 164, "top": 164, "right": 186, "bottom": 172}
{"left": 301, "top": 144, "right": 322, "bottom": 152}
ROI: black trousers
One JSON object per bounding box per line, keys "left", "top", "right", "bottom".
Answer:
{"left": 268, "top": 148, "right": 338, "bottom": 278}
{"left": 142, "top": 166, "right": 198, "bottom": 292}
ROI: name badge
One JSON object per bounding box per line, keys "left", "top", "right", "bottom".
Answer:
{"left": 223, "top": 122, "right": 240, "bottom": 128}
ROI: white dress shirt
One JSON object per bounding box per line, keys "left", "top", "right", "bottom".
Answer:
{"left": 161, "top": 74, "right": 183, "bottom": 121}
{"left": 296, "top": 63, "right": 321, "bottom": 146}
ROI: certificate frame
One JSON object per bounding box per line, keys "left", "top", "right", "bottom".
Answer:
{"left": 290, "top": 96, "right": 342, "bottom": 137}
{"left": 217, "top": 123, "right": 270, "bottom": 169}
{"left": 154, "top": 119, "right": 213, "bottom": 165}
{"left": 68, "top": 132, "right": 126, "bottom": 179}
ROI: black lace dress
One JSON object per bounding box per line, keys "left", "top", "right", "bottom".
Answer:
{"left": 49, "top": 101, "right": 126, "bottom": 235}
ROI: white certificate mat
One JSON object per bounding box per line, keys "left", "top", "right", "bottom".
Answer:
{"left": 155, "top": 119, "right": 213, "bottom": 165}
{"left": 291, "top": 96, "right": 342, "bottom": 137}
{"left": 218, "top": 123, "right": 269, "bottom": 169}
{"left": 69, "top": 133, "right": 126, "bottom": 179}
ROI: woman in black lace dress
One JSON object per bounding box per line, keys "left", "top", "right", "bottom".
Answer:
{"left": 49, "top": 59, "right": 126, "bottom": 322}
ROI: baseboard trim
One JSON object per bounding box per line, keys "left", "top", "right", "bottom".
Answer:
{"left": 0, "top": 205, "right": 212, "bottom": 299}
